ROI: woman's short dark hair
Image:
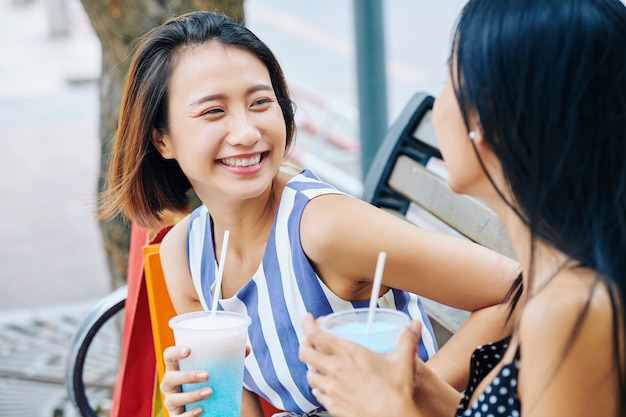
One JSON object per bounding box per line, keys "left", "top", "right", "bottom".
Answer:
{"left": 451, "top": 0, "right": 626, "bottom": 410}
{"left": 99, "top": 11, "right": 295, "bottom": 229}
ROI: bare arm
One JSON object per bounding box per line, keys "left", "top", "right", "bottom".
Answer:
{"left": 301, "top": 194, "right": 520, "bottom": 389}
{"left": 159, "top": 216, "right": 203, "bottom": 314}
{"left": 430, "top": 302, "right": 516, "bottom": 389}
{"left": 301, "top": 194, "right": 518, "bottom": 310}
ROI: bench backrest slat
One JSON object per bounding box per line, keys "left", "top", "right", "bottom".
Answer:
{"left": 364, "top": 92, "right": 515, "bottom": 258}
{"left": 362, "top": 92, "right": 516, "bottom": 346}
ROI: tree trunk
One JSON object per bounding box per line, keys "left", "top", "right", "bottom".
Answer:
{"left": 80, "top": 0, "right": 245, "bottom": 289}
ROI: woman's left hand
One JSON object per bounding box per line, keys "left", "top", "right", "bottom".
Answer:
{"left": 298, "top": 314, "right": 422, "bottom": 417}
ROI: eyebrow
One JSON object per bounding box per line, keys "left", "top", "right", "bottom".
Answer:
{"left": 190, "top": 84, "right": 274, "bottom": 106}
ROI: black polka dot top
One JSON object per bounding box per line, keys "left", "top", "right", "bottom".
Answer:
{"left": 456, "top": 336, "right": 521, "bottom": 417}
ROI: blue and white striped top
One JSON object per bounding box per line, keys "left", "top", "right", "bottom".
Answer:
{"left": 186, "top": 169, "right": 438, "bottom": 413}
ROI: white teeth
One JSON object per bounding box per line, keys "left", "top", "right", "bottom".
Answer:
{"left": 220, "top": 154, "right": 262, "bottom": 167}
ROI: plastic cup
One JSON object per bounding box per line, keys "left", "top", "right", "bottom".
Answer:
{"left": 319, "top": 308, "right": 410, "bottom": 353}
{"left": 169, "top": 311, "right": 251, "bottom": 417}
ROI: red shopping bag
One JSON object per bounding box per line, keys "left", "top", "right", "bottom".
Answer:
{"left": 110, "top": 223, "right": 168, "bottom": 417}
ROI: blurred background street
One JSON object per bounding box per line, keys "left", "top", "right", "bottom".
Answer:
{"left": 0, "top": 0, "right": 466, "bottom": 415}
{"left": 0, "top": 0, "right": 465, "bottom": 312}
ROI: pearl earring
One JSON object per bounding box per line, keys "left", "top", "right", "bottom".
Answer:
{"left": 468, "top": 131, "right": 476, "bottom": 141}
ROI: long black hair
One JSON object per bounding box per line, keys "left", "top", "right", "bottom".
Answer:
{"left": 451, "top": 0, "right": 626, "bottom": 411}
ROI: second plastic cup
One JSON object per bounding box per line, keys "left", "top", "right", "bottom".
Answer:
{"left": 169, "top": 310, "right": 251, "bottom": 417}
{"left": 319, "top": 307, "right": 410, "bottom": 353}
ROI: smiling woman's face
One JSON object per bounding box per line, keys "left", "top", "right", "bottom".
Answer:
{"left": 153, "top": 42, "right": 287, "bottom": 202}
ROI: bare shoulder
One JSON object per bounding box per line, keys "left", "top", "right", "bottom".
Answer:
{"left": 160, "top": 215, "right": 190, "bottom": 259}
{"left": 301, "top": 193, "right": 376, "bottom": 232}
{"left": 158, "top": 215, "right": 199, "bottom": 313}
{"left": 298, "top": 193, "right": 398, "bottom": 296}
{"left": 518, "top": 268, "right": 619, "bottom": 415}
{"left": 299, "top": 193, "right": 395, "bottom": 259}
{"left": 520, "top": 268, "right": 614, "bottom": 341}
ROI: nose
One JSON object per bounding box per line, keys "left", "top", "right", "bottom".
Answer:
{"left": 226, "top": 111, "right": 261, "bottom": 146}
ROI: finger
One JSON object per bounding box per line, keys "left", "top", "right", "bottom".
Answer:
{"left": 306, "top": 368, "right": 328, "bottom": 395}
{"left": 310, "top": 387, "right": 342, "bottom": 417}
{"left": 162, "top": 388, "right": 211, "bottom": 415}
{"left": 301, "top": 313, "right": 317, "bottom": 336}
{"left": 165, "top": 404, "right": 205, "bottom": 417}
{"left": 160, "top": 369, "right": 209, "bottom": 393}
{"left": 299, "top": 337, "right": 331, "bottom": 374}
{"left": 178, "top": 408, "right": 204, "bottom": 417}
{"left": 299, "top": 315, "right": 318, "bottom": 353}
{"left": 391, "top": 320, "right": 422, "bottom": 361}
{"left": 301, "top": 313, "right": 351, "bottom": 355}
{"left": 163, "top": 345, "right": 190, "bottom": 371}
{"left": 311, "top": 387, "right": 326, "bottom": 401}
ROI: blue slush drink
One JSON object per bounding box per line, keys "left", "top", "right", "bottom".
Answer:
{"left": 169, "top": 311, "right": 251, "bottom": 417}
{"left": 320, "top": 308, "right": 410, "bottom": 353}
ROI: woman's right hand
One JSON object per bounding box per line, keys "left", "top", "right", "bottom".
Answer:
{"left": 299, "top": 314, "right": 422, "bottom": 417}
{"left": 160, "top": 345, "right": 211, "bottom": 417}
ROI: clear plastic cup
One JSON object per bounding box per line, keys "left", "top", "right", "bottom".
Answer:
{"left": 169, "top": 311, "right": 251, "bottom": 417}
{"left": 319, "top": 308, "right": 410, "bottom": 353}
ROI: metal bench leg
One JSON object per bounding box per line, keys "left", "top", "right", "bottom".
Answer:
{"left": 64, "top": 286, "right": 127, "bottom": 417}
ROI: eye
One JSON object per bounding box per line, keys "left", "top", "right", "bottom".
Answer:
{"left": 251, "top": 98, "right": 273, "bottom": 109}
{"left": 201, "top": 107, "right": 225, "bottom": 117}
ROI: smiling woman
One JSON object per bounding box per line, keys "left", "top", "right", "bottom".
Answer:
{"left": 97, "top": 10, "right": 521, "bottom": 417}
{"left": 151, "top": 43, "right": 287, "bottom": 201}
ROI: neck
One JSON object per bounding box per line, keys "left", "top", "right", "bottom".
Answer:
{"left": 201, "top": 173, "right": 287, "bottom": 259}
{"left": 488, "top": 198, "right": 571, "bottom": 297}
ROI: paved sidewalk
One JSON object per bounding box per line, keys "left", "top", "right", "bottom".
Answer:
{"left": 0, "top": 302, "right": 118, "bottom": 417}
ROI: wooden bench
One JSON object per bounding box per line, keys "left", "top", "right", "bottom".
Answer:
{"left": 64, "top": 91, "right": 515, "bottom": 416}
{"left": 362, "top": 92, "right": 515, "bottom": 346}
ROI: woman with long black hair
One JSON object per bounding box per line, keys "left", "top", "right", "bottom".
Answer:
{"left": 301, "top": 1, "right": 626, "bottom": 416}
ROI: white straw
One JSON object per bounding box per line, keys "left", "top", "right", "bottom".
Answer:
{"left": 366, "top": 251, "right": 387, "bottom": 333}
{"left": 210, "top": 229, "right": 230, "bottom": 319}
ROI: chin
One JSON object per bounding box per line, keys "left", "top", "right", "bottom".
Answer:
{"left": 447, "top": 177, "right": 466, "bottom": 195}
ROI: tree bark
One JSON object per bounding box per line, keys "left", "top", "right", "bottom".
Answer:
{"left": 80, "top": 0, "right": 245, "bottom": 289}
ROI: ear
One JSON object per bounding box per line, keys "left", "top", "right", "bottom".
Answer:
{"left": 151, "top": 128, "right": 175, "bottom": 159}
{"left": 468, "top": 117, "right": 488, "bottom": 146}
{"left": 470, "top": 129, "right": 486, "bottom": 145}
{"left": 469, "top": 125, "right": 502, "bottom": 174}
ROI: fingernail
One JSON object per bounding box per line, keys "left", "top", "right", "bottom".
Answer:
{"left": 200, "top": 388, "right": 212, "bottom": 397}
{"left": 192, "top": 407, "right": 203, "bottom": 416}
{"left": 196, "top": 371, "right": 209, "bottom": 381}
